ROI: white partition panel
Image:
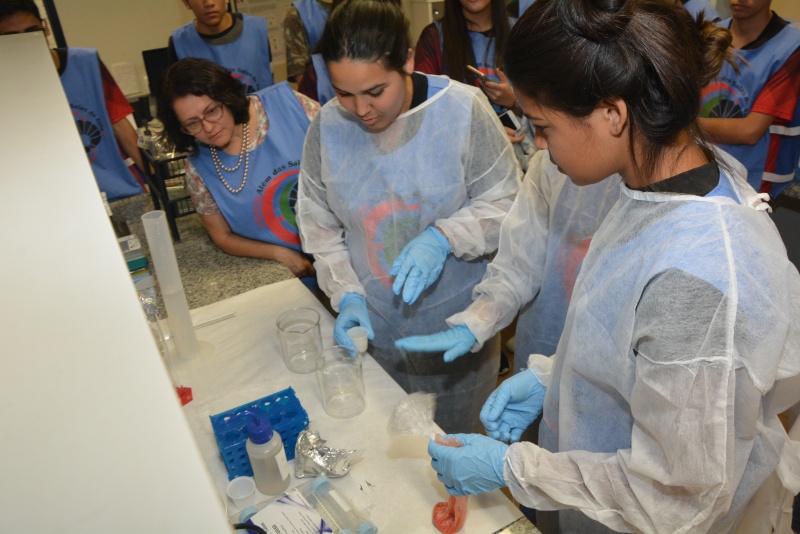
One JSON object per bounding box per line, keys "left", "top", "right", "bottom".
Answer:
{"left": 0, "top": 33, "right": 230, "bottom": 533}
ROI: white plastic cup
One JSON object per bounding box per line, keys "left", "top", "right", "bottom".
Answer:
{"left": 276, "top": 308, "right": 322, "bottom": 374}
{"left": 347, "top": 326, "right": 369, "bottom": 354}
{"left": 317, "top": 346, "right": 366, "bottom": 418}
{"left": 226, "top": 476, "right": 256, "bottom": 510}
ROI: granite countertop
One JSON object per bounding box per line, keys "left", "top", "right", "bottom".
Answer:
{"left": 113, "top": 193, "right": 297, "bottom": 310}
{"left": 781, "top": 183, "right": 800, "bottom": 200}
{"left": 495, "top": 517, "right": 541, "bottom": 534}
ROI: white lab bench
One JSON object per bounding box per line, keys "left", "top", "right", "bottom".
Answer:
{"left": 177, "top": 279, "right": 525, "bottom": 533}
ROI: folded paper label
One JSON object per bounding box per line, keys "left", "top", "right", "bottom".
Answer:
{"left": 248, "top": 489, "right": 331, "bottom": 533}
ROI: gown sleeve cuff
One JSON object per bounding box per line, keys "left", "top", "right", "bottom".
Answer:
{"left": 528, "top": 354, "right": 554, "bottom": 389}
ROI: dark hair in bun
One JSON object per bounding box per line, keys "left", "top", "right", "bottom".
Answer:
{"left": 320, "top": 0, "right": 411, "bottom": 74}
{"left": 505, "top": 0, "right": 734, "bottom": 181}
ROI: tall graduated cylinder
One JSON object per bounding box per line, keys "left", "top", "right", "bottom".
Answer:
{"left": 141, "top": 210, "right": 198, "bottom": 358}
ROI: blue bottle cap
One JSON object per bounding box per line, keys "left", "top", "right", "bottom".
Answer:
{"left": 235, "top": 411, "right": 274, "bottom": 445}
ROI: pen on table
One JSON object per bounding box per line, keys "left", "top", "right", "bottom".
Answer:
{"left": 194, "top": 312, "right": 236, "bottom": 329}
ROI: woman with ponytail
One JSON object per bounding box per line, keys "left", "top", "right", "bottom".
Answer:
{"left": 296, "top": 0, "right": 519, "bottom": 434}
{"left": 426, "top": 0, "right": 800, "bottom": 532}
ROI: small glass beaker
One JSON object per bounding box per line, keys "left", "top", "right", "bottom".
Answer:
{"left": 316, "top": 346, "right": 366, "bottom": 418}
{"left": 276, "top": 308, "right": 322, "bottom": 374}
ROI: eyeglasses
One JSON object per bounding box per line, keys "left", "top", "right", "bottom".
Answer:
{"left": 180, "top": 102, "right": 225, "bottom": 135}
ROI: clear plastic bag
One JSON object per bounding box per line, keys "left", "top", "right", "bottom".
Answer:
{"left": 386, "top": 392, "right": 437, "bottom": 439}
{"left": 386, "top": 393, "right": 468, "bottom": 534}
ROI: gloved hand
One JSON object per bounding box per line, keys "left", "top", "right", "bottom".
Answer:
{"left": 334, "top": 294, "right": 375, "bottom": 352}
{"left": 390, "top": 227, "right": 450, "bottom": 305}
{"left": 428, "top": 433, "right": 509, "bottom": 496}
{"left": 394, "top": 325, "right": 476, "bottom": 362}
{"left": 480, "top": 369, "right": 546, "bottom": 443}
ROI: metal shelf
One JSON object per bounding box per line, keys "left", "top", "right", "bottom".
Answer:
{"left": 140, "top": 148, "right": 194, "bottom": 241}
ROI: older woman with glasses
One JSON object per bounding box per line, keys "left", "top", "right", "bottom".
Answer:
{"left": 157, "top": 58, "right": 321, "bottom": 288}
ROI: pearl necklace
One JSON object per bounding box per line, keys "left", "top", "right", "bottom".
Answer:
{"left": 210, "top": 122, "right": 250, "bottom": 194}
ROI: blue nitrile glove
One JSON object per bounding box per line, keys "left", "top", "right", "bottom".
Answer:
{"left": 334, "top": 294, "right": 375, "bottom": 351}
{"left": 394, "top": 325, "right": 476, "bottom": 362}
{"left": 390, "top": 227, "right": 450, "bottom": 305}
{"left": 428, "top": 434, "right": 509, "bottom": 496}
{"left": 480, "top": 369, "right": 546, "bottom": 443}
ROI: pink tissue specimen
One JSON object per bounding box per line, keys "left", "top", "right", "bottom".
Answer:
{"left": 432, "top": 435, "right": 468, "bottom": 534}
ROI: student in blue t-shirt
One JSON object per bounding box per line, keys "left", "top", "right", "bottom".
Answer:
{"left": 169, "top": 0, "right": 274, "bottom": 93}
{"left": 0, "top": 0, "right": 146, "bottom": 201}
{"left": 700, "top": 0, "right": 800, "bottom": 195}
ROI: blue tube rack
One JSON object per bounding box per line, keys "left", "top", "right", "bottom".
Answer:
{"left": 210, "top": 387, "right": 310, "bottom": 480}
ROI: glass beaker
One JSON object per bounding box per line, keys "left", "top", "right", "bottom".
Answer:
{"left": 316, "top": 346, "right": 366, "bottom": 418}
{"left": 276, "top": 308, "right": 322, "bottom": 374}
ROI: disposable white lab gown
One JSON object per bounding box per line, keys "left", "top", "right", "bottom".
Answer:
{"left": 297, "top": 74, "right": 520, "bottom": 432}
{"left": 504, "top": 162, "right": 800, "bottom": 533}
{"left": 448, "top": 150, "right": 621, "bottom": 360}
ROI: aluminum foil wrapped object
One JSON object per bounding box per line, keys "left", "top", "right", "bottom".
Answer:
{"left": 295, "top": 430, "right": 364, "bottom": 478}
{"left": 386, "top": 392, "right": 437, "bottom": 439}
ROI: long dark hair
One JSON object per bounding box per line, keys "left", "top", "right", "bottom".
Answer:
{"left": 441, "top": 0, "right": 510, "bottom": 84}
{"left": 505, "top": 0, "right": 734, "bottom": 182}
{"left": 319, "top": 0, "right": 410, "bottom": 73}
{"left": 156, "top": 58, "right": 250, "bottom": 152}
